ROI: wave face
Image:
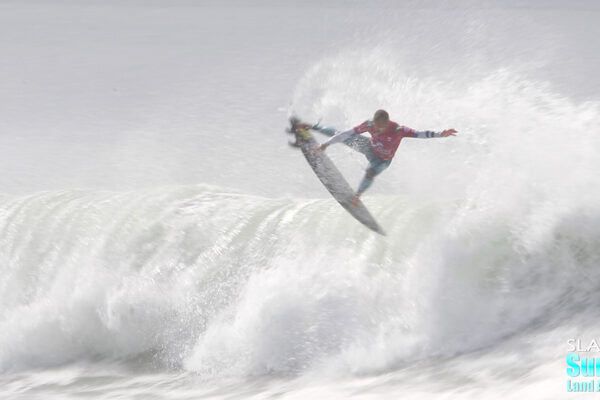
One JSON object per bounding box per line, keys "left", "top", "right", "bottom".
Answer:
{"left": 1, "top": 171, "right": 599, "bottom": 382}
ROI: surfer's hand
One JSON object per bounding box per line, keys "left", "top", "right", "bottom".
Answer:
{"left": 311, "top": 143, "right": 327, "bottom": 153}
{"left": 441, "top": 129, "right": 457, "bottom": 137}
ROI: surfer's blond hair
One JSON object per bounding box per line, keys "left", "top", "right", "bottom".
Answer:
{"left": 373, "top": 109, "right": 389, "bottom": 122}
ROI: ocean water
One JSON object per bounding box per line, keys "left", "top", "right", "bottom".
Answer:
{"left": 1, "top": 1, "right": 599, "bottom": 399}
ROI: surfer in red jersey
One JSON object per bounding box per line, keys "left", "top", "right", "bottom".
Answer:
{"left": 299, "top": 110, "right": 456, "bottom": 206}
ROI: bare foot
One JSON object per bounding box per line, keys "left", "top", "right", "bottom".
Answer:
{"left": 351, "top": 193, "right": 361, "bottom": 207}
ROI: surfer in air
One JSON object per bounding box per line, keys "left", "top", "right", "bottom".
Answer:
{"left": 299, "top": 110, "right": 457, "bottom": 206}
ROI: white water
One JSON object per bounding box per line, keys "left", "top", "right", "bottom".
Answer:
{"left": 1, "top": 1, "right": 600, "bottom": 399}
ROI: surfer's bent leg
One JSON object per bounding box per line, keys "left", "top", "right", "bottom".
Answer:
{"left": 357, "top": 158, "right": 391, "bottom": 195}
{"left": 312, "top": 125, "right": 337, "bottom": 137}
{"left": 344, "top": 135, "right": 372, "bottom": 156}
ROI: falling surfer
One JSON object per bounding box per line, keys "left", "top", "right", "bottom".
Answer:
{"left": 296, "top": 109, "right": 457, "bottom": 206}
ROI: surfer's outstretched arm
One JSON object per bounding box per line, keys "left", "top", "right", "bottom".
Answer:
{"left": 323, "top": 129, "right": 355, "bottom": 145}
{"left": 411, "top": 128, "right": 457, "bottom": 138}
{"left": 312, "top": 128, "right": 356, "bottom": 152}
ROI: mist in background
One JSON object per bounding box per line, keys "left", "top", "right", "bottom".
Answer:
{"left": 1, "top": 0, "right": 598, "bottom": 196}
